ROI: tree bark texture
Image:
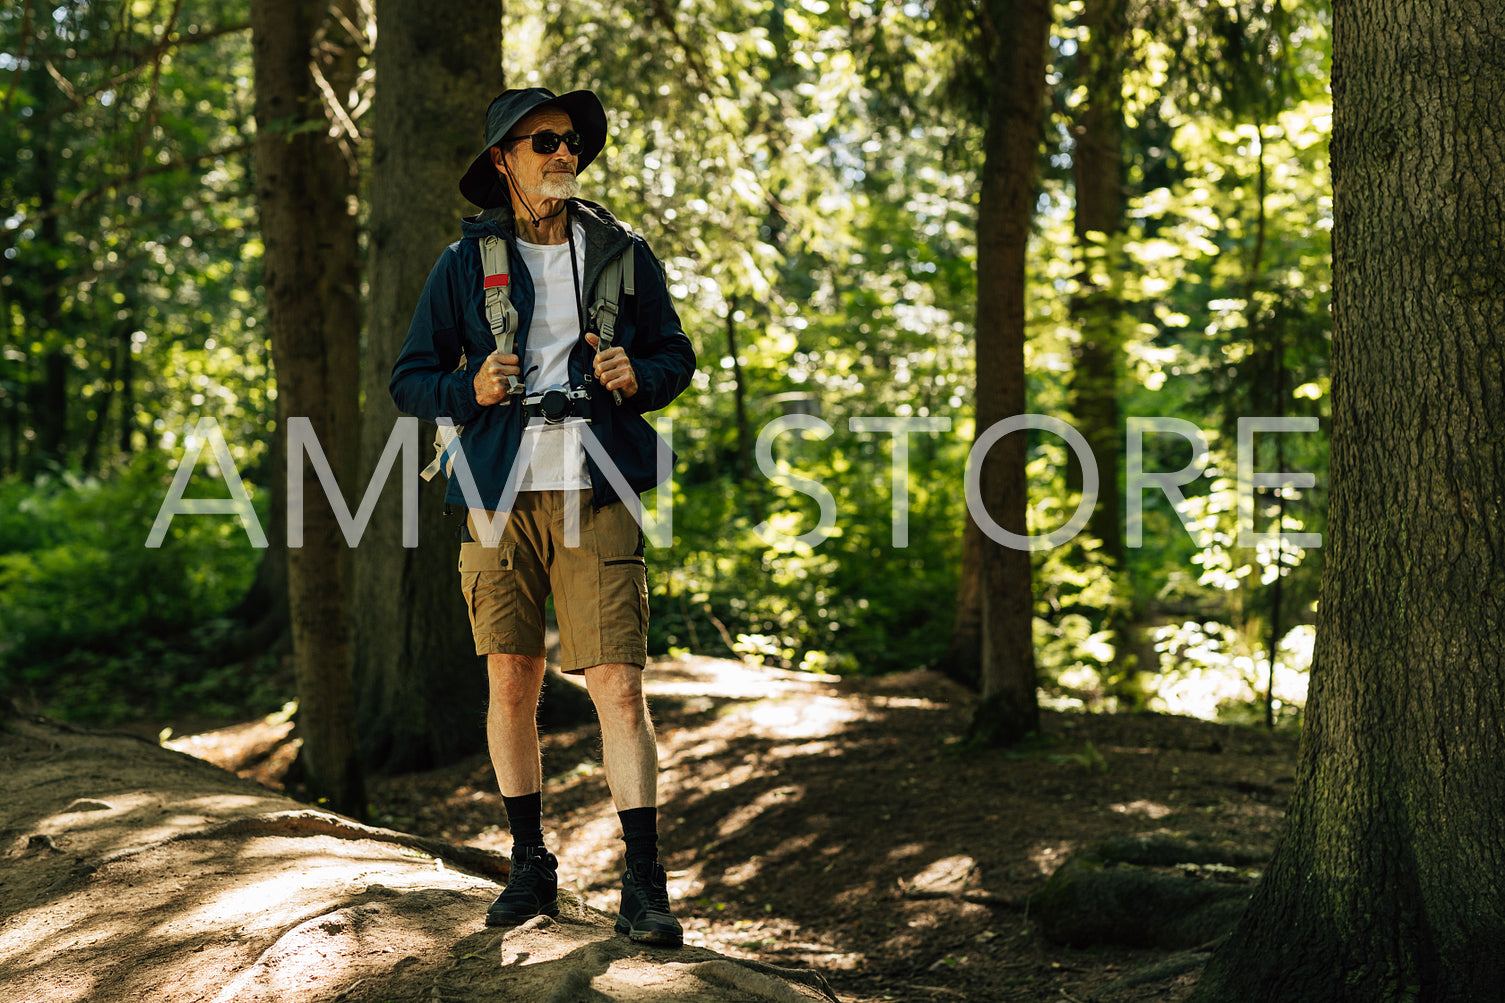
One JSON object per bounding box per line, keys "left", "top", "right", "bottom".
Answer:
{"left": 28, "top": 9, "right": 68, "bottom": 471}
{"left": 352, "top": 0, "right": 501, "bottom": 772}
{"left": 1191, "top": 2, "right": 1505, "bottom": 999}
{"left": 968, "top": 0, "right": 1051, "bottom": 745}
{"left": 934, "top": 516, "right": 984, "bottom": 689}
{"left": 250, "top": 0, "right": 365, "bottom": 815}
{"left": 1067, "top": 0, "right": 1127, "bottom": 566}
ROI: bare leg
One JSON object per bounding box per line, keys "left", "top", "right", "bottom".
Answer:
{"left": 487, "top": 653, "right": 547, "bottom": 796}
{"left": 581, "top": 662, "right": 657, "bottom": 810}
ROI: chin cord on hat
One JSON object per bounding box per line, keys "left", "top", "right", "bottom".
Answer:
{"left": 501, "top": 154, "right": 566, "bottom": 229}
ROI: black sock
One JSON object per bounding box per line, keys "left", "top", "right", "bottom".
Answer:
{"left": 502, "top": 792, "right": 545, "bottom": 851}
{"left": 619, "top": 806, "right": 659, "bottom": 868}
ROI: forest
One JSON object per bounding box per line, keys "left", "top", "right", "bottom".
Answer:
{"left": 3, "top": 0, "right": 1503, "bottom": 1001}
{"left": 3, "top": 0, "right": 1327, "bottom": 737}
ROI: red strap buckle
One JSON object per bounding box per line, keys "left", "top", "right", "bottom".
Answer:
{"left": 484, "top": 274, "right": 509, "bottom": 289}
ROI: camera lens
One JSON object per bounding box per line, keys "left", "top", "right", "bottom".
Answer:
{"left": 541, "top": 388, "right": 571, "bottom": 423}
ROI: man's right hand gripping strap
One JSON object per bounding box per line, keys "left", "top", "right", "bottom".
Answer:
{"left": 481, "top": 235, "right": 522, "bottom": 399}
{"left": 422, "top": 236, "right": 518, "bottom": 481}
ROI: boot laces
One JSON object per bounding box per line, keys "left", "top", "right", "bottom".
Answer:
{"left": 511, "top": 846, "right": 550, "bottom": 880}
{"left": 631, "top": 860, "right": 671, "bottom": 911}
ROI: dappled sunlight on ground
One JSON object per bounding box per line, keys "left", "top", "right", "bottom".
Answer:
{"left": 11, "top": 655, "right": 1294, "bottom": 1001}
{"left": 25, "top": 790, "right": 287, "bottom": 861}
{"left": 736, "top": 695, "right": 866, "bottom": 738}
{"left": 355, "top": 656, "right": 1299, "bottom": 1001}
{"left": 1110, "top": 799, "right": 1176, "bottom": 819}
{"left": 642, "top": 655, "right": 843, "bottom": 701}
{"left": 715, "top": 785, "right": 805, "bottom": 839}
{"left": 886, "top": 841, "right": 927, "bottom": 862}
{"left": 1028, "top": 841, "right": 1078, "bottom": 877}
{"left": 0, "top": 653, "right": 1300, "bottom": 1001}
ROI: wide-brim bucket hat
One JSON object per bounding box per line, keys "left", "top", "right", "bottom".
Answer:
{"left": 459, "top": 88, "right": 608, "bottom": 208}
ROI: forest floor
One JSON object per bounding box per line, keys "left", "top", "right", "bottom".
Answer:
{"left": 164, "top": 655, "right": 1299, "bottom": 1002}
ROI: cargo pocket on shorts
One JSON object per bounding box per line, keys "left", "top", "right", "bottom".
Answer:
{"left": 459, "top": 540, "right": 516, "bottom": 653}
{"left": 599, "top": 553, "right": 650, "bottom": 653}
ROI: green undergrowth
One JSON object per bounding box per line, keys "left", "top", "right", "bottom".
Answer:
{"left": 0, "top": 456, "right": 279, "bottom": 724}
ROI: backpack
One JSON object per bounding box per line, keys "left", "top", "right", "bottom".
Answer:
{"left": 421, "top": 227, "right": 636, "bottom": 482}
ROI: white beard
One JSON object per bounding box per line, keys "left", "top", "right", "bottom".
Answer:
{"left": 537, "top": 173, "right": 581, "bottom": 200}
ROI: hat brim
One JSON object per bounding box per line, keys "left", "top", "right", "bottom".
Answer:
{"left": 459, "top": 89, "right": 607, "bottom": 208}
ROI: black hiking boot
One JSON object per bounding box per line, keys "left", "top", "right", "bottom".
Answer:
{"left": 614, "top": 859, "right": 683, "bottom": 947}
{"left": 485, "top": 845, "right": 560, "bottom": 927}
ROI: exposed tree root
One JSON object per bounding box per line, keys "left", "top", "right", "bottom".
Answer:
{"left": 899, "top": 886, "right": 1027, "bottom": 908}
{"left": 1095, "top": 948, "right": 1216, "bottom": 992}
{"left": 77, "top": 809, "right": 510, "bottom": 881}
{"left": 677, "top": 958, "right": 841, "bottom": 1003}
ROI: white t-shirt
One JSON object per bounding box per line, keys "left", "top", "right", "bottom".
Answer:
{"left": 514, "top": 223, "right": 590, "bottom": 491}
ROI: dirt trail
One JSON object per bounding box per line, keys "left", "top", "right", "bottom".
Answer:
{"left": 364, "top": 658, "right": 1298, "bottom": 1002}
{"left": 1, "top": 658, "right": 1297, "bottom": 1002}
{"left": 0, "top": 690, "right": 835, "bottom": 1002}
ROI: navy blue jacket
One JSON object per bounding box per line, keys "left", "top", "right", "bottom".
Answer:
{"left": 390, "top": 200, "right": 696, "bottom": 510}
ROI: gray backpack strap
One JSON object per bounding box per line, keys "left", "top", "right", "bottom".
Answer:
{"left": 481, "top": 235, "right": 522, "bottom": 399}
{"left": 591, "top": 225, "right": 635, "bottom": 405}
{"left": 420, "top": 235, "right": 517, "bottom": 482}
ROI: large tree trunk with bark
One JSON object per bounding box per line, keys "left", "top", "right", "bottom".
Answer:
{"left": 967, "top": 0, "right": 1051, "bottom": 746}
{"left": 1190, "top": 2, "right": 1505, "bottom": 999}
{"left": 1067, "top": 0, "right": 1127, "bottom": 567}
{"left": 351, "top": 0, "right": 500, "bottom": 772}
{"left": 250, "top": 0, "right": 365, "bottom": 815}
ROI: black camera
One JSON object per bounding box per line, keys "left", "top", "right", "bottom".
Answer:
{"left": 522, "top": 384, "right": 591, "bottom": 424}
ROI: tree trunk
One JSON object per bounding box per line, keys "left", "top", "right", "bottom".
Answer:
{"left": 1190, "top": 2, "right": 1505, "bottom": 998}
{"left": 1067, "top": 0, "right": 1139, "bottom": 699}
{"left": 250, "top": 0, "right": 365, "bottom": 816}
{"left": 83, "top": 308, "right": 129, "bottom": 475}
{"left": 933, "top": 517, "right": 983, "bottom": 689}
{"left": 1066, "top": 0, "right": 1127, "bottom": 567}
{"left": 967, "top": 0, "right": 1051, "bottom": 746}
{"left": 117, "top": 328, "right": 136, "bottom": 456}
{"left": 725, "top": 299, "right": 753, "bottom": 485}
{"left": 31, "top": 47, "right": 67, "bottom": 470}
{"left": 351, "top": 0, "right": 501, "bottom": 773}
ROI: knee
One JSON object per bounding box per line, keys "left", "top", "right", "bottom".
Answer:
{"left": 588, "top": 664, "right": 648, "bottom": 724}
{"left": 488, "top": 654, "right": 542, "bottom": 714}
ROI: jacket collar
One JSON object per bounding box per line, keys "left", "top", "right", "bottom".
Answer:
{"left": 462, "top": 199, "right": 633, "bottom": 303}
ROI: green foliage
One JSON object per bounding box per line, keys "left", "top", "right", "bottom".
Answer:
{"left": 649, "top": 411, "right": 970, "bottom": 673}
{"left": 0, "top": 453, "right": 276, "bottom": 723}
{"left": 3, "top": 0, "right": 1345, "bottom": 728}
{"left": 1016, "top": 0, "right": 1334, "bottom": 717}
{"left": 1, "top": 0, "right": 267, "bottom": 479}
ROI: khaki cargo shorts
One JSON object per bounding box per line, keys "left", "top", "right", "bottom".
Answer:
{"left": 459, "top": 490, "right": 649, "bottom": 674}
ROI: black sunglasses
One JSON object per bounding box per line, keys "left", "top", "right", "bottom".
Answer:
{"left": 504, "top": 130, "right": 585, "bottom": 156}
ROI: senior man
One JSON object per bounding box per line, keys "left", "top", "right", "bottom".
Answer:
{"left": 390, "top": 87, "right": 695, "bottom": 947}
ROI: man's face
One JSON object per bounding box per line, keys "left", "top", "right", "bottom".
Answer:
{"left": 492, "top": 107, "right": 580, "bottom": 202}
